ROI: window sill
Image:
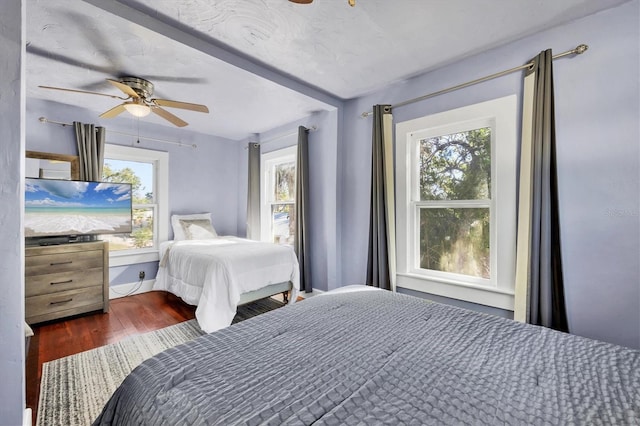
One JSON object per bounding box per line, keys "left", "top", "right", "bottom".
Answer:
{"left": 397, "top": 273, "right": 514, "bottom": 311}
{"left": 109, "top": 249, "right": 159, "bottom": 267}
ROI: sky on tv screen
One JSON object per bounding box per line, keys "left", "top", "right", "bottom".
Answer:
{"left": 25, "top": 179, "right": 132, "bottom": 237}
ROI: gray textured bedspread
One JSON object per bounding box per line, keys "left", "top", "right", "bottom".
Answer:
{"left": 94, "top": 290, "right": 640, "bottom": 425}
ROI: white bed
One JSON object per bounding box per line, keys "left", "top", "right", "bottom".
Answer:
{"left": 154, "top": 236, "right": 300, "bottom": 333}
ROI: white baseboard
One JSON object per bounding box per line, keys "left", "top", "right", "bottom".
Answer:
{"left": 24, "top": 407, "right": 32, "bottom": 426}
{"left": 109, "top": 280, "right": 155, "bottom": 299}
{"left": 300, "top": 288, "right": 324, "bottom": 297}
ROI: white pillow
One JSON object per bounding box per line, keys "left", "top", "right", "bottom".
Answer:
{"left": 179, "top": 218, "right": 218, "bottom": 240}
{"left": 171, "top": 213, "right": 214, "bottom": 240}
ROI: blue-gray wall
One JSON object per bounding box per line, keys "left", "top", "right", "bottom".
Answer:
{"left": 339, "top": 2, "right": 639, "bottom": 349}
{"left": 234, "top": 108, "right": 342, "bottom": 292}
{"left": 0, "top": 1, "right": 26, "bottom": 424}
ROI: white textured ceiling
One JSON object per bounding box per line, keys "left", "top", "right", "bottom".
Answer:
{"left": 26, "top": 0, "right": 629, "bottom": 140}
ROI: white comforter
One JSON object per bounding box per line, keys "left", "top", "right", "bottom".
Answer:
{"left": 154, "top": 237, "right": 300, "bottom": 332}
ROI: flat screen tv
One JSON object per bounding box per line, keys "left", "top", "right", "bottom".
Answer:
{"left": 25, "top": 178, "right": 133, "bottom": 241}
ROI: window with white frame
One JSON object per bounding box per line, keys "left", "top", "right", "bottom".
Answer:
{"left": 101, "top": 144, "right": 168, "bottom": 266}
{"left": 395, "top": 95, "right": 517, "bottom": 310}
{"left": 260, "top": 146, "right": 297, "bottom": 245}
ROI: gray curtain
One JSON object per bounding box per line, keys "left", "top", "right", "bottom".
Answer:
{"left": 294, "top": 126, "right": 312, "bottom": 293}
{"left": 246, "top": 142, "right": 261, "bottom": 240}
{"left": 73, "top": 122, "right": 105, "bottom": 181}
{"left": 366, "top": 105, "right": 396, "bottom": 291}
{"left": 514, "top": 50, "right": 569, "bottom": 332}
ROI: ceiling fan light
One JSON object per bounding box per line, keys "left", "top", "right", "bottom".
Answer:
{"left": 124, "top": 102, "right": 151, "bottom": 117}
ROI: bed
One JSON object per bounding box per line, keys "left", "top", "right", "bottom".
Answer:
{"left": 94, "top": 288, "right": 639, "bottom": 425}
{"left": 154, "top": 213, "right": 300, "bottom": 333}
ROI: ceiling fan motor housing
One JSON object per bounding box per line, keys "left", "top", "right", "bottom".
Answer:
{"left": 120, "top": 76, "right": 154, "bottom": 98}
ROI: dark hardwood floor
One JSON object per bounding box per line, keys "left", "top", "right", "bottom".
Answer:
{"left": 26, "top": 291, "right": 196, "bottom": 425}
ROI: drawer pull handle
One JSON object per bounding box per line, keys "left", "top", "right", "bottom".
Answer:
{"left": 50, "top": 279, "right": 73, "bottom": 286}
{"left": 50, "top": 299, "right": 73, "bottom": 305}
{"left": 50, "top": 261, "right": 72, "bottom": 266}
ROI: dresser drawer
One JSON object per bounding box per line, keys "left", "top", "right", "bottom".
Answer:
{"left": 25, "top": 268, "right": 103, "bottom": 297}
{"left": 26, "top": 249, "right": 103, "bottom": 276}
{"left": 26, "top": 286, "right": 103, "bottom": 321}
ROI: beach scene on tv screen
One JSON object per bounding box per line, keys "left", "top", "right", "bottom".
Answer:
{"left": 25, "top": 179, "right": 132, "bottom": 237}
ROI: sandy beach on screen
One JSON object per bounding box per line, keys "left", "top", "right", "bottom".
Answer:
{"left": 24, "top": 213, "right": 130, "bottom": 237}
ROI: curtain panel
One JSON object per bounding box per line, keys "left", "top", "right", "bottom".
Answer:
{"left": 366, "top": 105, "right": 396, "bottom": 291}
{"left": 246, "top": 142, "right": 261, "bottom": 240}
{"left": 514, "top": 50, "right": 569, "bottom": 332}
{"left": 73, "top": 122, "right": 105, "bottom": 181}
{"left": 294, "top": 126, "right": 312, "bottom": 293}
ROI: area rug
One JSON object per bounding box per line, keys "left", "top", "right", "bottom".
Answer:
{"left": 36, "top": 297, "right": 284, "bottom": 426}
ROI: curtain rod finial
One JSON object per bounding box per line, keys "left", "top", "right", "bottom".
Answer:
{"left": 575, "top": 44, "right": 588, "bottom": 55}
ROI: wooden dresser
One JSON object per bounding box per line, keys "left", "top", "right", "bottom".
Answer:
{"left": 25, "top": 241, "right": 109, "bottom": 325}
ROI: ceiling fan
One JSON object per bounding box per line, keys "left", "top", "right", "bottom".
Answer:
{"left": 39, "top": 77, "right": 209, "bottom": 127}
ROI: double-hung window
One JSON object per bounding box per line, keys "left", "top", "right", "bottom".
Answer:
{"left": 396, "top": 95, "right": 517, "bottom": 310}
{"left": 260, "top": 146, "right": 297, "bottom": 245}
{"left": 101, "top": 144, "right": 168, "bottom": 266}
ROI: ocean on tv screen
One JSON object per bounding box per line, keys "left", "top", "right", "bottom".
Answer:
{"left": 25, "top": 179, "right": 132, "bottom": 237}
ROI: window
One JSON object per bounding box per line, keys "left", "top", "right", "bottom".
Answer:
{"left": 260, "top": 146, "right": 297, "bottom": 245}
{"left": 101, "top": 144, "right": 168, "bottom": 266}
{"left": 396, "top": 95, "right": 517, "bottom": 310}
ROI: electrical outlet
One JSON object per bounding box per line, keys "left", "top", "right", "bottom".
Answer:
{"left": 139, "top": 271, "right": 145, "bottom": 280}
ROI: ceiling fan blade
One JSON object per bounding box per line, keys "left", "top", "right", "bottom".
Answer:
{"left": 106, "top": 79, "right": 140, "bottom": 98}
{"left": 38, "top": 85, "right": 128, "bottom": 100}
{"left": 152, "top": 99, "right": 209, "bottom": 113}
{"left": 27, "top": 45, "right": 118, "bottom": 76}
{"left": 151, "top": 106, "right": 188, "bottom": 127}
{"left": 99, "top": 103, "right": 127, "bottom": 118}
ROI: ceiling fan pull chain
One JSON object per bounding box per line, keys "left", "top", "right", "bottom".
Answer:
{"left": 136, "top": 117, "right": 140, "bottom": 145}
